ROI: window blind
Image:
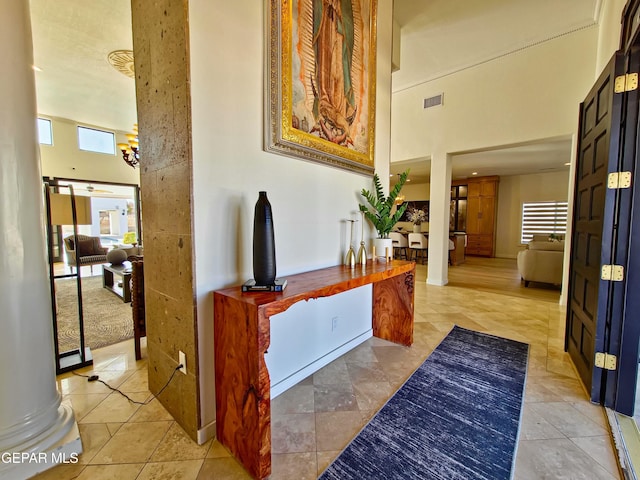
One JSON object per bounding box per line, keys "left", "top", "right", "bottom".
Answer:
{"left": 521, "top": 201, "right": 568, "bottom": 243}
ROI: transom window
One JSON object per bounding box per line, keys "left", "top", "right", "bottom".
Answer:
{"left": 37, "top": 118, "right": 52, "bottom": 145}
{"left": 77, "top": 126, "right": 115, "bottom": 155}
{"left": 521, "top": 201, "right": 568, "bottom": 243}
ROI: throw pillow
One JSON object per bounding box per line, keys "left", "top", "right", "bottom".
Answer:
{"left": 77, "top": 239, "right": 96, "bottom": 256}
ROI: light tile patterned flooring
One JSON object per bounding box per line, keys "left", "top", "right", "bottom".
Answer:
{"left": 35, "top": 262, "right": 622, "bottom": 479}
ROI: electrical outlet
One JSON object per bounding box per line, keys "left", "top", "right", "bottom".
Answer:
{"left": 179, "top": 351, "right": 187, "bottom": 374}
{"left": 331, "top": 316, "right": 338, "bottom": 331}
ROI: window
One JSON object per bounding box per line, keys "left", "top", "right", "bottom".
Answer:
{"left": 77, "top": 126, "right": 115, "bottom": 155}
{"left": 521, "top": 201, "right": 568, "bottom": 243}
{"left": 37, "top": 118, "right": 52, "bottom": 145}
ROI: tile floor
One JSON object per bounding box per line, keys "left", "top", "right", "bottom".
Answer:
{"left": 34, "top": 265, "right": 622, "bottom": 479}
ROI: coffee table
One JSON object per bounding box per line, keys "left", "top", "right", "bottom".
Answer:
{"left": 102, "top": 263, "right": 132, "bottom": 303}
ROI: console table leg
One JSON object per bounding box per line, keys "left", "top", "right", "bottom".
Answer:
{"left": 372, "top": 268, "right": 415, "bottom": 346}
{"left": 214, "top": 294, "right": 272, "bottom": 480}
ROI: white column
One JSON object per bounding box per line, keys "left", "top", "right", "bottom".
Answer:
{"left": 560, "top": 133, "right": 578, "bottom": 307}
{"left": 0, "top": 2, "right": 81, "bottom": 479}
{"left": 427, "top": 152, "right": 452, "bottom": 286}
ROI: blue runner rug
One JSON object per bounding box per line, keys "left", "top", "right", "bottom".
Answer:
{"left": 319, "top": 326, "right": 529, "bottom": 480}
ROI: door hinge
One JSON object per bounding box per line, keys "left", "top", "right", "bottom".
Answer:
{"left": 607, "top": 172, "right": 632, "bottom": 189}
{"left": 601, "top": 264, "right": 625, "bottom": 281}
{"left": 615, "top": 73, "right": 639, "bottom": 93}
{"left": 595, "top": 352, "right": 617, "bottom": 370}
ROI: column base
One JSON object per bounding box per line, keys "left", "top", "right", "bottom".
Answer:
{"left": 0, "top": 400, "right": 82, "bottom": 480}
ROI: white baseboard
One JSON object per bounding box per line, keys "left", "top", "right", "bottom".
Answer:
{"left": 195, "top": 330, "right": 375, "bottom": 444}
{"left": 270, "top": 330, "right": 373, "bottom": 399}
{"left": 197, "top": 420, "right": 216, "bottom": 445}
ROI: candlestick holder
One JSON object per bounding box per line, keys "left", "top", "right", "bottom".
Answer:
{"left": 356, "top": 211, "right": 367, "bottom": 265}
{"left": 344, "top": 220, "right": 356, "bottom": 268}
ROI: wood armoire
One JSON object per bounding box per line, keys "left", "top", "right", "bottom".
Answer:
{"left": 452, "top": 175, "right": 499, "bottom": 257}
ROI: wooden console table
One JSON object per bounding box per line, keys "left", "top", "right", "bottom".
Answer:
{"left": 213, "top": 260, "right": 415, "bottom": 479}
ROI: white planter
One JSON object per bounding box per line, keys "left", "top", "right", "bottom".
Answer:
{"left": 413, "top": 224, "right": 421, "bottom": 233}
{"left": 373, "top": 238, "right": 393, "bottom": 262}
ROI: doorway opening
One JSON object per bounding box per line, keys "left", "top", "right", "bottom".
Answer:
{"left": 44, "top": 177, "right": 142, "bottom": 272}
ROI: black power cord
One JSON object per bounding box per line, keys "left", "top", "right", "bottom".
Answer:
{"left": 72, "top": 364, "right": 183, "bottom": 406}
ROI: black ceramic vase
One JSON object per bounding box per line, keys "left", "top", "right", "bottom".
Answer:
{"left": 253, "top": 191, "right": 276, "bottom": 285}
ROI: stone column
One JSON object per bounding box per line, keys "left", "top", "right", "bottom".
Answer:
{"left": 0, "top": 2, "right": 81, "bottom": 479}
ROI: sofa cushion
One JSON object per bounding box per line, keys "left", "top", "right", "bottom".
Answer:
{"left": 528, "top": 240, "right": 564, "bottom": 252}
{"left": 76, "top": 239, "right": 97, "bottom": 256}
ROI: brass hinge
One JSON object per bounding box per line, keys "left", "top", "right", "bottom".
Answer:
{"left": 601, "top": 264, "right": 625, "bottom": 281}
{"left": 595, "top": 352, "right": 617, "bottom": 370}
{"left": 608, "top": 172, "right": 632, "bottom": 189}
{"left": 615, "top": 73, "right": 639, "bottom": 93}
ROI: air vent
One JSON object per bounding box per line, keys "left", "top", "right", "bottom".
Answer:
{"left": 424, "top": 93, "right": 444, "bottom": 109}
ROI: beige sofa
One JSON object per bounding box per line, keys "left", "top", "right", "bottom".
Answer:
{"left": 517, "top": 237, "right": 565, "bottom": 287}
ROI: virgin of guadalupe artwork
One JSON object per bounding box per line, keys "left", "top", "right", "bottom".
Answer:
{"left": 266, "top": 0, "right": 377, "bottom": 174}
{"left": 309, "top": 0, "right": 357, "bottom": 146}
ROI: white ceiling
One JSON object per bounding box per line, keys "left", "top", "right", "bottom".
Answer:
{"left": 29, "top": 1, "right": 595, "bottom": 178}
{"left": 392, "top": 0, "right": 600, "bottom": 91}
{"left": 30, "top": 0, "right": 136, "bottom": 133}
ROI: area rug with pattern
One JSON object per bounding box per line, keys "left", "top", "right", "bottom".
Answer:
{"left": 55, "top": 274, "right": 134, "bottom": 351}
{"left": 319, "top": 326, "right": 529, "bottom": 480}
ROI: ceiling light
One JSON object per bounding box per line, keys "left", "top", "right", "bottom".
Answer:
{"left": 472, "top": 172, "right": 478, "bottom": 176}
{"left": 564, "top": 162, "right": 571, "bottom": 166}
{"left": 107, "top": 50, "right": 135, "bottom": 79}
{"left": 117, "top": 124, "right": 140, "bottom": 168}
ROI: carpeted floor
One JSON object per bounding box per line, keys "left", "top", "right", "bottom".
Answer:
{"left": 320, "top": 326, "right": 529, "bottom": 480}
{"left": 54, "top": 274, "right": 134, "bottom": 352}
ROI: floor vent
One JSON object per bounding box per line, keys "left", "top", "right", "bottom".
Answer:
{"left": 424, "top": 94, "right": 444, "bottom": 109}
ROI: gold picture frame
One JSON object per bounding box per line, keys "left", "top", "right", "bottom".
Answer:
{"left": 266, "top": 0, "right": 378, "bottom": 175}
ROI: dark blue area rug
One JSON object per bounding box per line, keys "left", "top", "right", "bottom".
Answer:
{"left": 319, "top": 326, "right": 529, "bottom": 480}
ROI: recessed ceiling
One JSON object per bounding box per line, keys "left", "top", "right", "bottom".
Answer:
{"left": 391, "top": 137, "right": 573, "bottom": 184}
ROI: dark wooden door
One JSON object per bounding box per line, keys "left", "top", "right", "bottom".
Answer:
{"left": 607, "top": 46, "right": 640, "bottom": 415}
{"left": 566, "top": 52, "right": 625, "bottom": 400}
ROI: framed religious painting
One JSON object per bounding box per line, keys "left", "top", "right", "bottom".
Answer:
{"left": 265, "top": 0, "right": 378, "bottom": 175}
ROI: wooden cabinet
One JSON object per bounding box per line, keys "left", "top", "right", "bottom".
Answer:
{"left": 453, "top": 176, "right": 499, "bottom": 257}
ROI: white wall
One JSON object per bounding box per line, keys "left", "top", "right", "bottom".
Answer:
{"left": 595, "top": 0, "right": 626, "bottom": 77}
{"left": 402, "top": 182, "right": 431, "bottom": 200}
{"left": 89, "top": 197, "right": 129, "bottom": 238}
{"left": 39, "top": 116, "right": 139, "bottom": 185}
{"left": 390, "top": 22, "right": 598, "bottom": 284}
{"left": 189, "top": 0, "right": 394, "bottom": 438}
{"left": 495, "top": 171, "right": 571, "bottom": 258}
{"left": 391, "top": 26, "right": 598, "bottom": 162}
{"left": 266, "top": 286, "right": 372, "bottom": 397}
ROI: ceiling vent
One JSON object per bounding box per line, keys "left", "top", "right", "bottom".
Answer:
{"left": 424, "top": 93, "right": 444, "bottom": 109}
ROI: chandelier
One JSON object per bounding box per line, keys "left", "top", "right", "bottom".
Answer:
{"left": 117, "top": 124, "right": 139, "bottom": 168}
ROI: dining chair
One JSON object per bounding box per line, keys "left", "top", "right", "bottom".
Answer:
{"left": 408, "top": 233, "right": 428, "bottom": 264}
{"left": 390, "top": 232, "right": 409, "bottom": 259}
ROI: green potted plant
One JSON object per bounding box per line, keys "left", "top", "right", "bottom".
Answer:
{"left": 359, "top": 170, "right": 409, "bottom": 260}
